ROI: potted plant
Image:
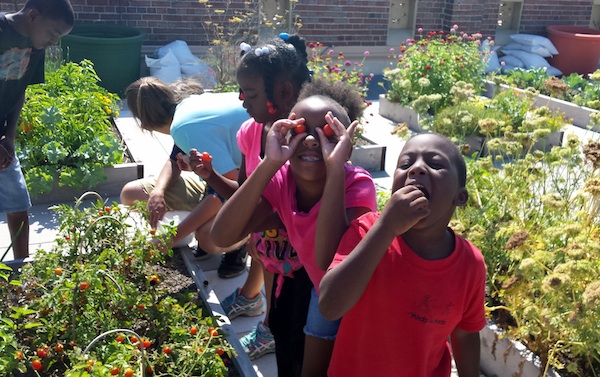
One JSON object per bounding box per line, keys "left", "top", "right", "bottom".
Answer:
{"left": 16, "top": 59, "right": 142, "bottom": 203}
{"left": 0, "top": 193, "right": 244, "bottom": 376}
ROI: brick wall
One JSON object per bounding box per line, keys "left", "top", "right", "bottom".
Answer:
{"left": 0, "top": 0, "right": 595, "bottom": 50}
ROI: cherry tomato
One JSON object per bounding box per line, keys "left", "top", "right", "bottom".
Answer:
{"left": 54, "top": 267, "right": 63, "bottom": 275}
{"left": 116, "top": 334, "right": 125, "bottom": 343}
{"left": 294, "top": 124, "right": 306, "bottom": 134}
{"left": 86, "top": 359, "right": 95, "bottom": 366}
{"left": 110, "top": 366, "right": 120, "bottom": 375}
{"left": 79, "top": 282, "right": 90, "bottom": 291}
{"left": 137, "top": 304, "right": 145, "bottom": 311}
{"left": 130, "top": 336, "right": 138, "bottom": 343}
{"left": 201, "top": 152, "right": 212, "bottom": 162}
{"left": 32, "top": 359, "right": 43, "bottom": 371}
{"left": 15, "top": 351, "right": 23, "bottom": 360}
{"left": 55, "top": 343, "right": 64, "bottom": 352}
{"left": 163, "top": 346, "right": 171, "bottom": 354}
{"left": 142, "top": 339, "right": 152, "bottom": 349}
{"left": 323, "top": 124, "right": 334, "bottom": 137}
{"left": 217, "top": 348, "right": 225, "bottom": 356}
{"left": 37, "top": 348, "right": 48, "bottom": 358}
{"left": 190, "top": 326, "right": 198, "bottom": 335}
{"left": 104, "top": 206, "right": 112, "bottom": 213}
{"left": 124, "top": 368, "right": 134, "bottom": 377}
{"left": 149, "top": 228, "right": 156, "bottom": 235}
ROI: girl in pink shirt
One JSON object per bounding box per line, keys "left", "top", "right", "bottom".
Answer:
{"left": 211, "top": 94, "right": 377, "bottom": 377}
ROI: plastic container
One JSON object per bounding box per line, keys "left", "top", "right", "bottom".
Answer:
{"left": 547, "top": 25, "right": 600, "bottom": 76}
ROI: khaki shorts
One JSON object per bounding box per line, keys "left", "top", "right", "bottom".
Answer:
{"left": 140, "top": 173, "right": 207, "bottom": 212}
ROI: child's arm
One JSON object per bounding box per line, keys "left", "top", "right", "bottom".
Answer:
{"left": 188, "top": 148, "right": 240, "bottom": 198}
{"left": 319, "top": 185, "right": 429, "bottom": 320}
{"left": 450, "top": 328, "right": 481, "bottom": 377}
{"left": 211, "top": 117, "right": 307, "bottom": 247}
{"left": 314, "top": 112, "right": 362, "bottom": 270}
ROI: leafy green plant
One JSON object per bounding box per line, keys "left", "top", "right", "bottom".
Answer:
{"left": 451, "top": 134, "right": 600, "bottom": 375}
{"left": 16, "top": 60, "right": 122, "bottom": 198}
{"left": 0, "top": 194, "right": 235, "bottom": 376}
{"left": 382, "top": 26, "right": 488, "bottom": 114}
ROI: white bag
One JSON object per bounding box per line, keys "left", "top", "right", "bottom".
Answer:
{"left": 145, "top": 49, "right": 181, "bottom": 83}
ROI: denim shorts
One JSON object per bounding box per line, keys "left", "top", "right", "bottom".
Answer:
{"left": 303, "top": 287, "right": 341, "bottom": 340}
{"left": 0, "top": 158, "right": 31, "bottom": 213}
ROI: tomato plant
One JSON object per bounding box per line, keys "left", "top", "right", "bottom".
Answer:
{"left": 0, "top": 198, "right": 235, "bottom": 376}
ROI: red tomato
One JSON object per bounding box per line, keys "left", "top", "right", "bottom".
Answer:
{"left": 110, "top": 366, "right": 120, "bottom": 375}
{"left": 79, "top": 282, "right": 90, "bottom": 291}
{"left": 216, "top": 348, "right": 225, "bottom": 356}
{"left": 104, "top": 206, "right": 111, "bottom": 213}
{"left": 130, "top": 336, "right": 138, "bottom": 343}
{"left": 124, "top": 368, "right": 134, "bottom": 377}
{"left": 15, "top": 351, "right": 23, "bottom": 360}
{"left": 32, "top": 359, "right": 43, "bottom": 371}
{"left": 116, "top": 334, "right": 125, "bottom": 343}
{"left": 201, "top": 152, "right": 212, "bottom": 162}
{"left": 37, "top": 348, "right": 48, "bottom": 358}
{"left": 190, "top": 326, "right": 198, "bottom": 335}
{"left": 142, "top": 339, "right": 152, "bottom": 349}
{"left": 55, "top": 343, "right": 64, "bottom": 352}
{"left": 149, "top": 228, "right": 156, "bottom": 235}
{"left": 163, "top": 346, "right": 171, "bottom": 354}
{"left": 54, "top": 267, "right": 63, "bottom": 275}
{"left": 323, "top": 124, "right": 334, "bottom": 137}
{"left": 294, "top": 124, "right": 306, "bottom": 134}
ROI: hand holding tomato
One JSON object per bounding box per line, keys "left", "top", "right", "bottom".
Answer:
{"left": 265, "top": 115, "right": 306, "bottom": 165}
{"left": 189, "top": 149, "right": 213, "bottom": 179}
{"left": 317, "top": 111, "right": 358, "bottom": 168}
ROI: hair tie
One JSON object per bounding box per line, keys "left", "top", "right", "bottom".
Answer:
{"left": 240, "top": 42, "right": 251, "bottom": 52}
{"left": 279, "top": 32, "right": 290, "bottom": 41}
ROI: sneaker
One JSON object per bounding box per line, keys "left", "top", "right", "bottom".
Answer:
{"left": 240, "top": 321, "right": 275, "bottom": 360}
{"left": 217, "top": 247, "right": 248, "bottom": 278}
{"left": 191, "top": 246, "right": 211, "bottom": 261}
{"left": 221, "top": 288, "right": 266, "bottom": 319}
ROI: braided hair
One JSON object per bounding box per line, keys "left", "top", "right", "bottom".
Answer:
{"left": 237, "top": 33, "right": 311, "bottom": 112}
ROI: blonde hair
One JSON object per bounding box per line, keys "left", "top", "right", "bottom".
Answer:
{"left": 125, "top": 77, "right": 204, "bottom": 131}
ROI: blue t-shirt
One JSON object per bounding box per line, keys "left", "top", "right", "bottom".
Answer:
{"left": 170, "top": 92, "right": 249, "bottom": 174}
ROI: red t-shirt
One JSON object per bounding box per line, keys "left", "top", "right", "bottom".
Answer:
{"left": 328, "top": 212, "right": 487, "bottom": 377}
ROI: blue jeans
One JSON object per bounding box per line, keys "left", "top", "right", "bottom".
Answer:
{"left": 0, "top": 158, "right": 31, "bottom": 213}
{"left": 303, "top": 287, "right": 341, "bottom": 340}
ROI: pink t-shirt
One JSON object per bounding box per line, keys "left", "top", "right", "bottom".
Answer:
{"left": 237, "top": 119, "right": 303, "bottom": 283}
{"left": 261, "top": 163, "right": 377, "bottom": 294}
{"left": 327, "top": 212, "right": 487, "bottom": 377}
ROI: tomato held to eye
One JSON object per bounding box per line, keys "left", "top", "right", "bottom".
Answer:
{"left": 293, "top": 124, "right": 306, "bottom": 134}
{"left": 201, "top": 152, "right": 212, "bottom": 162}
{"left": 322, "top": 124, "right": 334, "bottom": 137}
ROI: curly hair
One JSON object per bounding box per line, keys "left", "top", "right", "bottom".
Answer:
{"left": 24, "top": 0, "right": 74, "bottom": 26}
{"left": 297, "top": 77, "right": 366, "bottom": 122}
{"left": 237, "top": 34, "right": 311, "bottom": 109}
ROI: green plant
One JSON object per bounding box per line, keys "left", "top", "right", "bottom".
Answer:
{"left": 382, "top": 26, "right": 488, "bottom": 114}
{"left": 15, "top": 60, "right": 122, "bottom": 198}
{"left": 451, "top": 135, "right": 600, "bottom": 375}
{"left": 0, "top": 194, "right": 236, "bottom": 376}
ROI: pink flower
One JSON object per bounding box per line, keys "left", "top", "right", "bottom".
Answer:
{"left": 327, "top": 49, "right": 334, "bottom": 55}
{"left": 417, "top": 27, "right": 423, "bottom": 33}
{"left": 453, "top": 24, "right": 459, "bottom": 29}
{"left": 345, "top": 60, "right": 351, "bottom": 66}
{"left": 389, "top": 47, "right": 395, "bottom": 53}
{"left": 364, "top": 51, "right": 370, "bottom": 56}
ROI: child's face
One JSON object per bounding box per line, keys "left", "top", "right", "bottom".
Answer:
{"left": 237, "top": 74, "right": 289, "bottom": 125}
{"left": 288, "top": 97, "right": 341, "bottom": 182}
{"left": 29, "top": 14, "right": 72, "bottom": 50}
{"left": 392, "top": 134, "right": 467, "bottom": 226}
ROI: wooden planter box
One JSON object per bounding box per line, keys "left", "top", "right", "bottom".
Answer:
{"left": 480, "top": 321, "right": 561, "bottom": 377}
{"left": 482, "top": 81, "right": 599, "bottom": 131}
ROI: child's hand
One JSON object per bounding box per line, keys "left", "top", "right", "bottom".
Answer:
{"left": 189, "top": 149, "right": 213, "bottom": 179}
{"left": 381, "top": 186, "right": 430, "bottom": 235}
{"left": 317, "top": 111, "right": 356, "bottom": 168}
{"left": 265, "top": 115, "right": 306, "bottom": 164}
{"left": 176, "top": 153, "right": 192, "bottom": 171}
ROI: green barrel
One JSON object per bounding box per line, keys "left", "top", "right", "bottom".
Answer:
{"left": 61, "top": 24, "right": 145, "bottom": 95}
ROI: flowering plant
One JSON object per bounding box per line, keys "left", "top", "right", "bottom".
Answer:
{"left": 452, "top": 134, "right": 600, "bottom": 375}
{"left": 383, "top": 26, "right": 489, "bottom": 114}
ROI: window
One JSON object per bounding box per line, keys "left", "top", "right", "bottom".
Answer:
{"left": 260, "top": 0, "right": 293, "bottom": 37}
